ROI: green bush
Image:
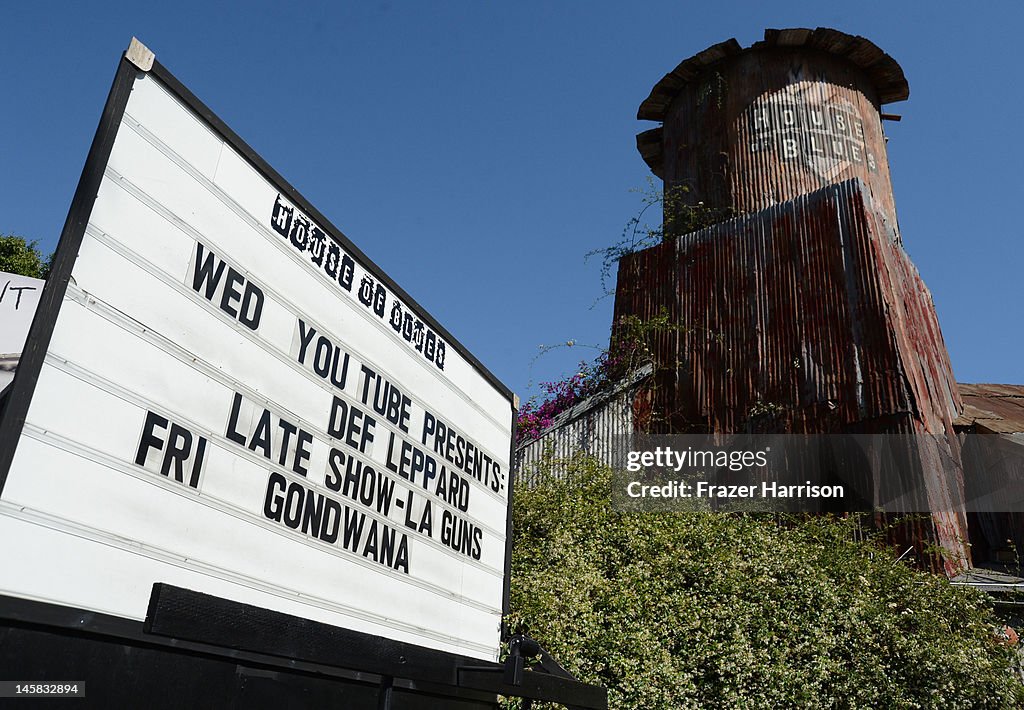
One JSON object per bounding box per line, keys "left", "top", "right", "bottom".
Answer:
{"left": 505, "top": 455, "right": 1024, "bottom": 709}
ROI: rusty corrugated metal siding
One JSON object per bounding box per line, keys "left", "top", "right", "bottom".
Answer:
{"left": 610, "top": 26, "right": 974, "bottom": 574}
{"left": 612, "top": 179, "right": 968, "bottom": 573}
{"left": 955, "top": 384, "right": 1024, "bottom": 563}
{"left": 663, "top": 48, "right": 899, "bottom": 226}
{"left": 614, "top": 178, "right": 961, "bottom": 435}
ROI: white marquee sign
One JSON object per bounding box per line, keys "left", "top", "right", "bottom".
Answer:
{"left": 0, "top": 43, "right": 514, "bottom": 662}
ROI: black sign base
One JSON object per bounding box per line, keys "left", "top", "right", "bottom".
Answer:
{"left": 0, "top": 586, "right": 607, "bottom": 709}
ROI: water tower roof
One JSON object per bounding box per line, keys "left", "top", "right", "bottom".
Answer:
{"left": 637, "top": 27, "right": 909, "bottom": 123}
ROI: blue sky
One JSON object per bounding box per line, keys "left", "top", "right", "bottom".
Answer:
{"left": 3, "top": 2, "right": 1021, "bottom": 402}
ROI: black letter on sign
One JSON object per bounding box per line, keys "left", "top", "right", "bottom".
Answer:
{"left": 372, "top": 284, "right": 387, "bottom": 317}
{"left": 192, "top": 242, "right": 226, "bottom": 300}
{"left": 308, "top": 226, "right": 327, "bottom": 266}
{"left": 271, "top": 195, "right": 293, "bottom": 238}
{"left": 339, "top": 254, "right": 355, "bottom": 291}
{"left": 325, "top": 242, "right": 341, "bottom": 279}
{"left": 225, "top": 392, "right": 247, "bottom": 446}
{"left": 238, "top": 281, "right": 264, "bottom": 331}
{"left": 412, "top": 320, "right": 425, "bottom": 352}
{"left": 358, "top": 275, "right": 375, "bottom": 308}
{"left": 327, "top": 396, "right": 348, "bottom": 439}
{"left": 435, "top": 340, "right": 446, "bottom": 370}
{"left": 390, "top": 301, "right": 403, "bottom": 332}
{"left": 135, "top": 410, "right": 169, "bottom": 467}
{"left": 162, "top": 424, "right": 193, "bottom": 483}
{"left": 290, "top": 213, "right": 310, "bottom": 251}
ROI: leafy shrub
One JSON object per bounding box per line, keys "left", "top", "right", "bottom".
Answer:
{"left": 505, "top": 455, "right": 1024, "bottom": 709}
{"left": 0, "top": 234, "right": 49, "bottom": 279}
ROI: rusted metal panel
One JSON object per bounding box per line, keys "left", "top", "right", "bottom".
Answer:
{"left": 651, "top": 46, "right": 900, "bottom": 226}
{"left": 614, "top": 178, "right": 961, "bottom": 435}
{"left": 955, "top": 383, "right": 1024, "bottom": 434}
{"left": 612, "top": 179, "right": 969, "bottom": 574}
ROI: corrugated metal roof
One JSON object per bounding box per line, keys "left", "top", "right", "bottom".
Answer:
{"left": 637, "top": 27, "right": 909, "bottom": 122}
{"left": 955, "top": 383, "right": 1024, "bottom": 434}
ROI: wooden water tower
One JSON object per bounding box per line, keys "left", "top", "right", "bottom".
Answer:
{"left": 617, "top": 28, "right": 969, "bottom": 573}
